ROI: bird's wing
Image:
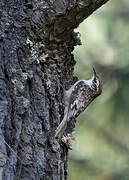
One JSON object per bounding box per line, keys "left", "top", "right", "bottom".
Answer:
{"left": 68, "top": 80, "right": 89, "bottom": 118}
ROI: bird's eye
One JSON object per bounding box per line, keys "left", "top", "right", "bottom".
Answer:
{"left": 94, "top": 77, "right": 97, "bottom": 83}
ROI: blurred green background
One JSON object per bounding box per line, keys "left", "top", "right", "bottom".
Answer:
{"left": 69, "top": 0, "right": 129, "bottom": 179}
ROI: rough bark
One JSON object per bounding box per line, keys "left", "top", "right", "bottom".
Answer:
{"left": 0, "top": 0, "right": 109, "bottom": 179}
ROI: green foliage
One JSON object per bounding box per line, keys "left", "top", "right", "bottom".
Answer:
{"left": 69, "top": 0, "right": 129, "bottom": 179}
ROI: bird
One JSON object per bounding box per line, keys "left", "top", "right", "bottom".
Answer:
{"left": 54, "top": 68, "right": 102, "bottom": 139}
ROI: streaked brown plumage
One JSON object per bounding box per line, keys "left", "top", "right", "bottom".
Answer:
{"left": 54, "top": 68, "right": 102, "bottom": 139}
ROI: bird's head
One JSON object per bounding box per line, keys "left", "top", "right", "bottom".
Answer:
{"left": 85, "top": 68, "right": 102, "bottom": 98}
{"left": 91, "top": 68, "right": 102, "bottom": 97}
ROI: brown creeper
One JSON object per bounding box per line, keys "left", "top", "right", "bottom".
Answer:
{"left": 54, "top": 68, "right": 102, "bottom": 139}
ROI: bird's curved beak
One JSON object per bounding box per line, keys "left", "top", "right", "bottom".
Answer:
{"left": 93, "top": 68, "right": 97, "bottom": 78}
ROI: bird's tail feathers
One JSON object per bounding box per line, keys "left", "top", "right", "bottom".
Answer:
{"left": 54, "top": 114, "right": 68, "bottom": 139}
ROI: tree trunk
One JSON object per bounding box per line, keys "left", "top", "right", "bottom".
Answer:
{"left": 0, "top": 0, "right": 109, "bottom": 179}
